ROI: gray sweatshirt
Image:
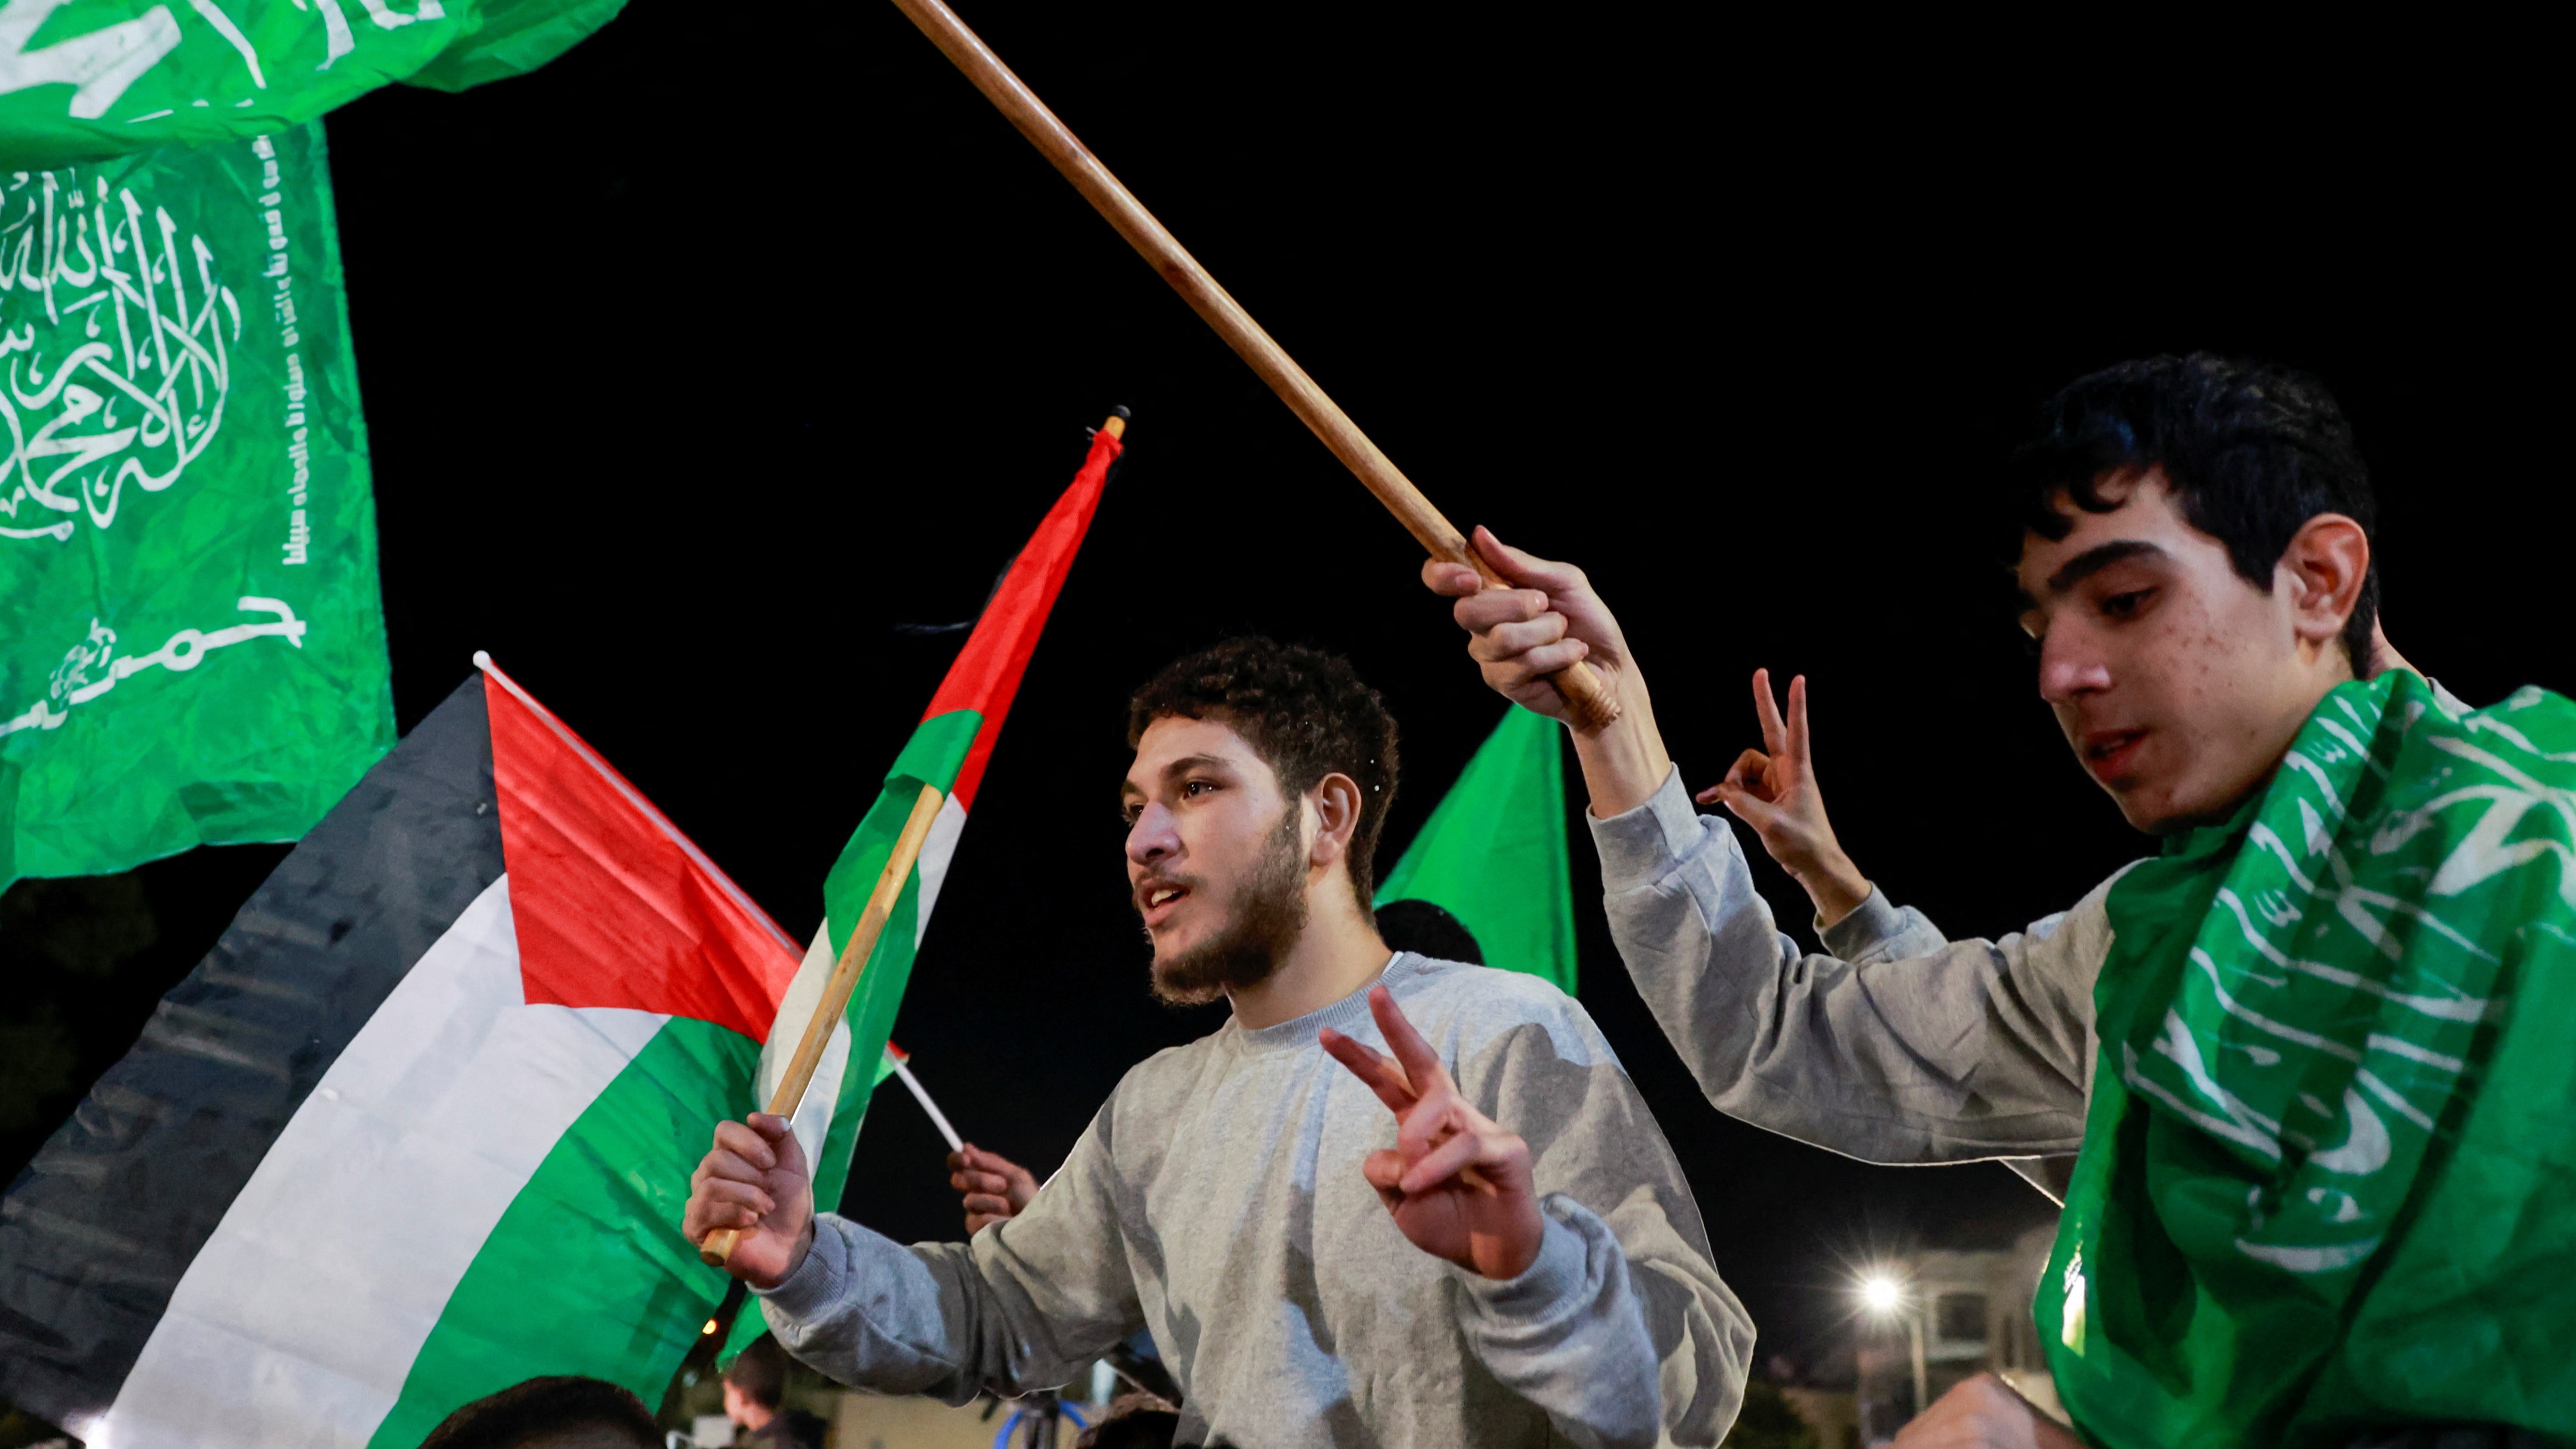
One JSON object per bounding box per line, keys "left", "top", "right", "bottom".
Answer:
{"left": 1590, "top": 768, "right": 2134, "bottom": 1166}
{"left": 756, "top": 952, "right": 1752, "bottom": 1447}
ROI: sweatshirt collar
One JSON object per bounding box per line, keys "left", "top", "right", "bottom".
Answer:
{"left": 1229, "top": 951, "right": 1416, "bottom": 1056}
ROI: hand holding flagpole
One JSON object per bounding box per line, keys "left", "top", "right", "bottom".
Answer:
{"left": 695, "top": 408, "right": 1131, "bottom": 1270}
{"left": 696, "top": 780, "right": 948, "bottom": 1268}
{"left": 885, "top": 0, "right": 1621, "bottom": 733}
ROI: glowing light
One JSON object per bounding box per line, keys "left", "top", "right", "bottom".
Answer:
{"left": 1861, "top": 1275, "right": 1902, "bottom": 1314}
{"left": 702, "top": 1318, "right": 720, "bottom": 1335}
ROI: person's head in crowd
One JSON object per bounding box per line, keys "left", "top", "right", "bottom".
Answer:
{"left": 2009, "top": 352, "right": 2380, "bottom": 833}
{"left": 1371, "top": 898, "right": 1482, "bottom": 965}
{"left": 721, "top": 1335, "right": 788, "bottom": 1430}
{"left": 415, "top": 1376, "right": 662, "bottom": 1449}
{"left": 1074, "top": 1392, "right": 1183, "bottom": 1449}
{"left": 1122, "top": 636, "right": 1399, "bottom": 1008}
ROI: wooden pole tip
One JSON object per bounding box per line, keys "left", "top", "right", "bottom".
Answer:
{"left": 1101, "top": 406, "right": 1131, "bottom": 440}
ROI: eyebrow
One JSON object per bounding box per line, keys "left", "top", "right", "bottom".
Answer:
{"left": 1118, "top": 753, "right": 1233, "bottom": 803}
{"left": 2021, "top": 540, "right": 2170, "bottom": 610}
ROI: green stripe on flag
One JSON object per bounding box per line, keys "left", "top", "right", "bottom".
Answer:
{"left": 821, "top": 708, "right": 981, "bottom": 958}
{"left": 807, "top": 707, "right": 979, "bottom": 1208}
{"left": 368, "top": 1017, "right": 756, "bottom": 1447}
{"left": 817, "top": 868, "right": 919, "bottom": 1217}
{"left": 1376, "top": 706, "right": 1576, "bottom": 994}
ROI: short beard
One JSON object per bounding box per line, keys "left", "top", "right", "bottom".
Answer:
{"left": 1147, "top": 809, "right": 1308, "bottom": 1008}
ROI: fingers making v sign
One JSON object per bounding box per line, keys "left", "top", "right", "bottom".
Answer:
{"left": 1318, "top": 985, "right": 1546, "bottom": 1281}
{"left": 1695, "top": 667, "right": 1872, "bottom": 926}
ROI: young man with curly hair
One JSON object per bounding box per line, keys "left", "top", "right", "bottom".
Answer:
{"left": 1429, "top": 354, "right": 2576, "bottom": 1449}
{"left": 684, "top": 637, "right": 1752, "bottom": 1448}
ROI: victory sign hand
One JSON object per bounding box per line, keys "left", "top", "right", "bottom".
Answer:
{"left": 1320, "top": 986, "right": 1544, "bottom": 1280}
{"left": 1695, "top": 669, "right": 1871, "bottom": 926}
{"left": 682, "top": 1112, "right": 814, "bottom": 1290}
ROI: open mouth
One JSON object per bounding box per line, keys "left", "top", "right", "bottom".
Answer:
{"left": 1137, "top": 881, "right": 1191, "bottom": 928}
{"left": 2082, "top": 728, "right": 2149, "bottom": 782}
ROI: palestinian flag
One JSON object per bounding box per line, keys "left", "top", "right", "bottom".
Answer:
{"left": 0, "top": 424, "right": 1122, "bottom": 1444}
{"left": 794, "top": 419, "right": 1122, "bottom": 1212}
{"left": 0, "top": 664, "right": 803, "bottom": 1447}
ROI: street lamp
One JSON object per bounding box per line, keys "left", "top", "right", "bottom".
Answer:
{"left": 1861, "top": 1275, "right": 1902, "bottom": 1315}
{"left": 1858, "top": 1269, "right": 1928, "bottom": 1422}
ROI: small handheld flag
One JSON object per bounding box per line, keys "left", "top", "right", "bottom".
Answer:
{"left": 701, "top": 409, "right": 1127, "bottom": 1268}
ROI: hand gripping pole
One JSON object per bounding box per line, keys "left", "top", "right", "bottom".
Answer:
{"left": 698, "top": 780, "right": 949, "bottom": 1268}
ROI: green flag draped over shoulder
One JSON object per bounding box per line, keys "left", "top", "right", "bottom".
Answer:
{"left": 1, "top": 126, "right": 390, "bottom": 894}
{"left": 0, "top": 0, "right": 626, "bottom": 170}
{"left": 1376, "top": 704, "right": 1576, "bottom": 993}
{"left": 2040, "top": 669, "right": 2576, "bottom": 1448}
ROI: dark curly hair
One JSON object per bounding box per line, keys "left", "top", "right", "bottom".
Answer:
{"left": 724, "top": 1334, "right": 790, "bottom": 1410}
{"left": 2013, "top": 353, "right": 2380, "bottom": 671}
{"left": 416, "top": 1375, "right": 662, "bottom": 1449}
{"left": 1127, "top": 637, "right": 1400, "bottom": 913}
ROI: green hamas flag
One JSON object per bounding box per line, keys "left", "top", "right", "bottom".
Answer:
{"left": 1376, "top": 704, "right": 1576, "bottom": 992}
{"left": 0, "top": 0, "right": 627, "bottom": 170}
{"left": 1, "top": 125, "right": 392, "bottom": 895}
{"left": 2040, "top": 669, "right": 2576, "bottom": 1447}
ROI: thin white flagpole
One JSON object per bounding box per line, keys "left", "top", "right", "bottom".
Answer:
{"left": 888, "top": 1053, "right": 965, "bottom": 1153}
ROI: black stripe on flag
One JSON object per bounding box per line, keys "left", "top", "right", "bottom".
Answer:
{"left": 0, "top": 676, "right": 503, "bottom": 1426}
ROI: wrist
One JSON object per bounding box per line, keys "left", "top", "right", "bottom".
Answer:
{"left": 1572, "top": 676, "right": 1670, "bottom": 820}
{"left": 1804, "top": 855, "right": 1870, "bottom": 928}
{"left": 752, "top": 1212, "right": 837, "bottom": 1311}
{"left": 756, "top": 1214, "right": 816, "bottom": 1292}
{"left": 1460, "top": 1208, "right": 1587, "bottom": 1312}
{"left": 1483, "top": 1210, "right": 1546, "bottom": 1281}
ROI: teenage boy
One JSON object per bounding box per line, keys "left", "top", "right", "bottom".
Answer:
{"left": 683, "top": 638, "right": 1752, "bottom": 1448}
{"left": 1427, "top": 355, "right": 2575, "bottom": 1449}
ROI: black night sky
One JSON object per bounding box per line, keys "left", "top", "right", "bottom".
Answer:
{"left": 2, "top": 2, "right": 2561, "bottom": 1390}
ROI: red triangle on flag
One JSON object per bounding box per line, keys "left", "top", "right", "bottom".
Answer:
{"left": 923, "top": 426, "right": 1121, "bottom": 813}
{"left": 484, "top": 663, "right": 801, "bottom": 1041}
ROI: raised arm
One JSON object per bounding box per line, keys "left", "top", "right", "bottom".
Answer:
{"left": 1594, "top": 766, "right": 2112, "bottom": 1161}
{"left": 684, "top": 1111, "right": 1140, "bottom": 1402}
{"left": 1426, "top": 536, "right": 2112, "bottom": 1163}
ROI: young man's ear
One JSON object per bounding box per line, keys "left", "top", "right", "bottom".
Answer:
{"left": 2278, "top": 513, "right": 2371, "bottom": 654}
{"left": 1307, "top": 773, "right": 1364, "bottom": 869}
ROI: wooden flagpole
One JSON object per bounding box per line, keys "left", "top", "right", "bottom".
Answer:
{"left": 698, "top": 408, "right": 1131, "bottom": 1269}
{"left": 698, "top": 779, "right": 948, "bottom": 1267}
{"left": 886, "top": 0, "right": 1622, "bottom": 732}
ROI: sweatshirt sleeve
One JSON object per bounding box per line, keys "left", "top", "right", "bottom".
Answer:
{"left": 756, "top": 1108, "right": 1142, "bottom": 1403}
{"left": 1454, "top": 1003, "right": 1756, "bottom": 1448}
{"left": 1590, "top": 766, "right": 2120, "bottom": 1162}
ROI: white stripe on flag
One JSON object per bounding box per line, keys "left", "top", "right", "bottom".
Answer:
{"left": 913, "top": 792, "right": 968, "bottom": 946}
{"left": 752, "top": 789, "right": 964, "bottom": 1168}
{"left": 99, "top": 876, "right": 668, "bottom": 1449}
{"left": 756, "top": 924, "right": 855, "bottom": 1169}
